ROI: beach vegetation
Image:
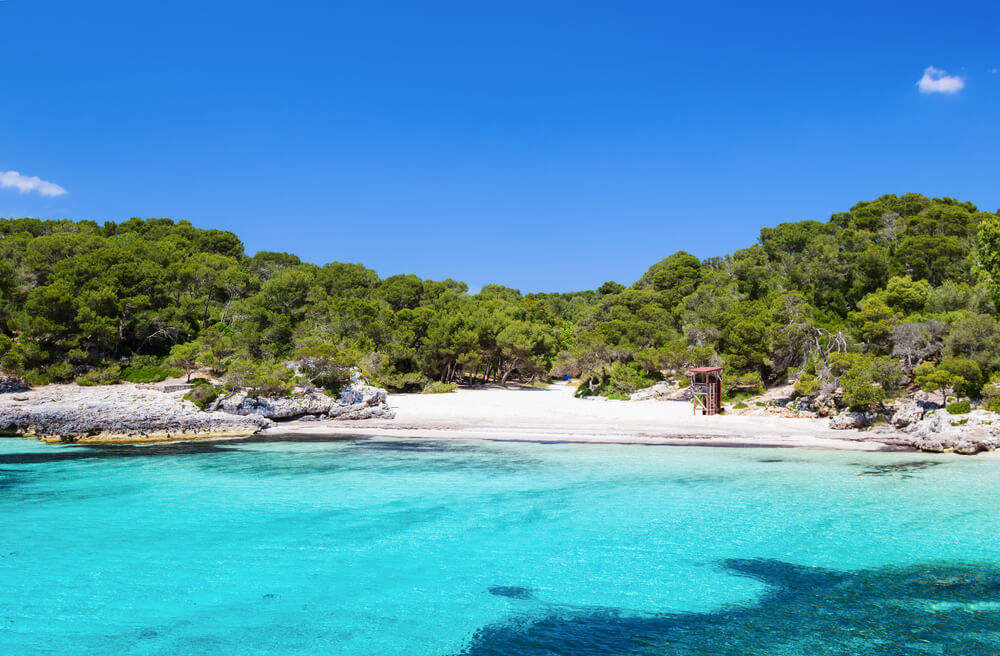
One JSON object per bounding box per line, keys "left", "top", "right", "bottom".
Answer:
{"left": 724, "top": 371, "right": 765, "bottom": 397}
{"left": 792, "top": 373, "right": 821, "bottom": 397}
{"left": 914, "top": 362, "right": 964, "bottom": 406}
{"left": 120, "top": 355, "right": 177, "bottom": 383}
{"left": 222, "top": 359, "right": 293, "bottom": 397}
{"left": 24, "top": 371, "right": 50, "bottom": 387}
{"left": 829, "top": 352, "right": 903, "bottom": 411}
{"left": 422, "top": 381, "right": 458, "bottom": 394}
{"left": 946, "top": 401, "right": 971, "bottom": 415}
{"left": 167, "top": 342, "right": 204, "bottom": 382}
{"left": 0, "top": 194, "right": 997, "bottom": 407}
{"left": 184, "top": 382, "right": 222, "bottom": 410}
{"left": 75, "top": 365, "right": 122, "bottom": 386}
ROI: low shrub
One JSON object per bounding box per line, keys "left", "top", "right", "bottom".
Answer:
{"left": 75, "top": 366, "right": 121, "bottom": 386}
{"left": 184, "top": 384, "right": 222, "bottom": 410}
{"left": 1, "top": 350, "right": 26, "bottom": 376}
{"left": 946, "top": 400, "right": 971, "bottom": 415}
{"left": 45, "top": 361, "right": 75, "bottom": 382}
{"left": 379, "top": 371, "right": 427, "bottom": 393}
{"left": 121, "top": 365, "right": 172, "bottom": 383}
{"left": 423, "top": 381, "right": 458, "bottom": 394}
{"left": 982, "top": 397, "right": 1000, "bottom": 413}
{"left": 223, "top": 359, "right": 294, "bottom": 397}
{"left": 793, "top": 373, "right": 821, "bottom": 397}
{"left": 67, "top": 348, "right": 89, "bottom": 364}
{"left": 576, "top": 362, "right": 658, "bottom": 400}
{"left": 24, "top": 371, "right": 50, "bottom": 387}
{"left": 726, "top": 371, "right": 765, "bottom": 397}
{"left": 831, "top": 352, "right": 904, "bottom": 411}
{"left": 732, "top": 402, "right": 748, "bottom": 409}
{"left": 608, "top": 363, "right": 657, "bottom": 397}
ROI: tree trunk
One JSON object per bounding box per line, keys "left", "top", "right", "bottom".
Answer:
{"left": 500, "top": 359, "right": 518, "bottom": 387}
{"left": 222, "top": 294, "right": 236, "bottom": 323}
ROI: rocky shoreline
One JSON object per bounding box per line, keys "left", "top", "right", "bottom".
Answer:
{"left": 0, "top": 379, "right": 395, "bottom": 443}
{"left": 3, "top": 377, "right": 997, "bottom": 455}
{"left": 630, "top": 380, "right": 1000, "bottom": 455}
{"left": 830, "top": 401, "right": 1000, "bottom": 455}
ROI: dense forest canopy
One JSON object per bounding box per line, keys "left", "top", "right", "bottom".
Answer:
{"left": 2, "top": 193, "right": 1000, "bottom": 409}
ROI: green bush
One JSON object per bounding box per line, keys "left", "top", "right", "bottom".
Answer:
{"left": 121, "top": 365, "right": 171, "bottom": 383}
{"left": 793, "top": 373, "right": 821, "bottom": 397}
{"left": 422, "top": 381, "right": 458, "bottom": 394}
{"left": 223, "top": 359, "right": 294, "bottom": 397}
{"left": 378, "top": 371, "right": 427, "bottom": 393}
{"left": 129, "top": 355, "right": 162, "bottom": 368}
{"left": 830, "top": 352, "right": 904, "bottom": 411}
{"left": 67, "top": 348, "right": 89, "bottom": 364}
{"left": 982, "top": 397, "right": 1000, "bottom": 413}
{"left": 75, "top": 365, "right": 121, "bottom": 386}
{"left": 732, "top": 402, "right": 749, "bottom": 409}
{"left": 946, "top": 400, "right": 971, "bottom": 415}
{"left": 45, "top": 361, "right": 75, "bottom": 382}
{"left": 1, "top": 350, "right": 26, "bottom": 376}
{"left": 939, "top": 358, "right": 983, "bottom": 398}
{"left": 725, "top": 371, "right": 764, "bottom": 396}
{"left": 979, "top": 373, "right": 1000, "bottom": 406}
{"left": 575, "top": 363, "right": 657, "bottom": 400}
{"left": 184, "top": 384, "right": 222, "bottom": 410}
{"left": 24, "top": 371, "right": 50, "bottom": 387}
{"left": 605, "top": 362, "right": 657, "bottom": 398}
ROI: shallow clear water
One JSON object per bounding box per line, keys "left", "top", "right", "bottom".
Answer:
{"left": 1, "top": 436, "right": 999, "bottom": 655}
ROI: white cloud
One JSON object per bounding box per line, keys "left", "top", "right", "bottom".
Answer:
{"left": 917, "top": 66, "right": 965, "bottom": 94}
{"left": 0, "top": 170, "right": 68, "bottom": 196}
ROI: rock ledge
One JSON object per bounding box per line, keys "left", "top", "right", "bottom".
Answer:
{"left": 0, "top": 384, "right": 270, "bottom": 443}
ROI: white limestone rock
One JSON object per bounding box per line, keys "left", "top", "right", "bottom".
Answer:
{"left": 629, "top": 382, "right": 674, "bottom": 401}
{"left": 213, "top": 380, "right": 395, "bottom": 421}
{"left": 891, "top": 402, "right": 925, "bottom": 429}
{"left": 829, "top": 411, "right": 869, "bottom": 430}
{"left": 905, "top": 409, "right": 1000, "bottom": 454}
{"left": 0, "top": 383, "right": 270, "bottom": 442}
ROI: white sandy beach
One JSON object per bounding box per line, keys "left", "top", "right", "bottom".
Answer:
{"left": 267, "top": 382, "right": 910, "bottom": 451}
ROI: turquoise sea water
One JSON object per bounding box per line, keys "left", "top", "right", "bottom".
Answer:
{"left": 2, "top": 436, "right": 999, "bottom": 655}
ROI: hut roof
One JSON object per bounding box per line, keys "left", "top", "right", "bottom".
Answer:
{"left": 688, "top": 366, "right": 723, "bottom": 373}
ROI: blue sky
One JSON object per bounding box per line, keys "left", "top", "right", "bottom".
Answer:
{"left": 2, "top": 1, "right": 998, "bottom": 292}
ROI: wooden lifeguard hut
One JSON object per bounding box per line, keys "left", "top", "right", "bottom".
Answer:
{"left": 688, "top": 366, "right": 723, "bottom": 415}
